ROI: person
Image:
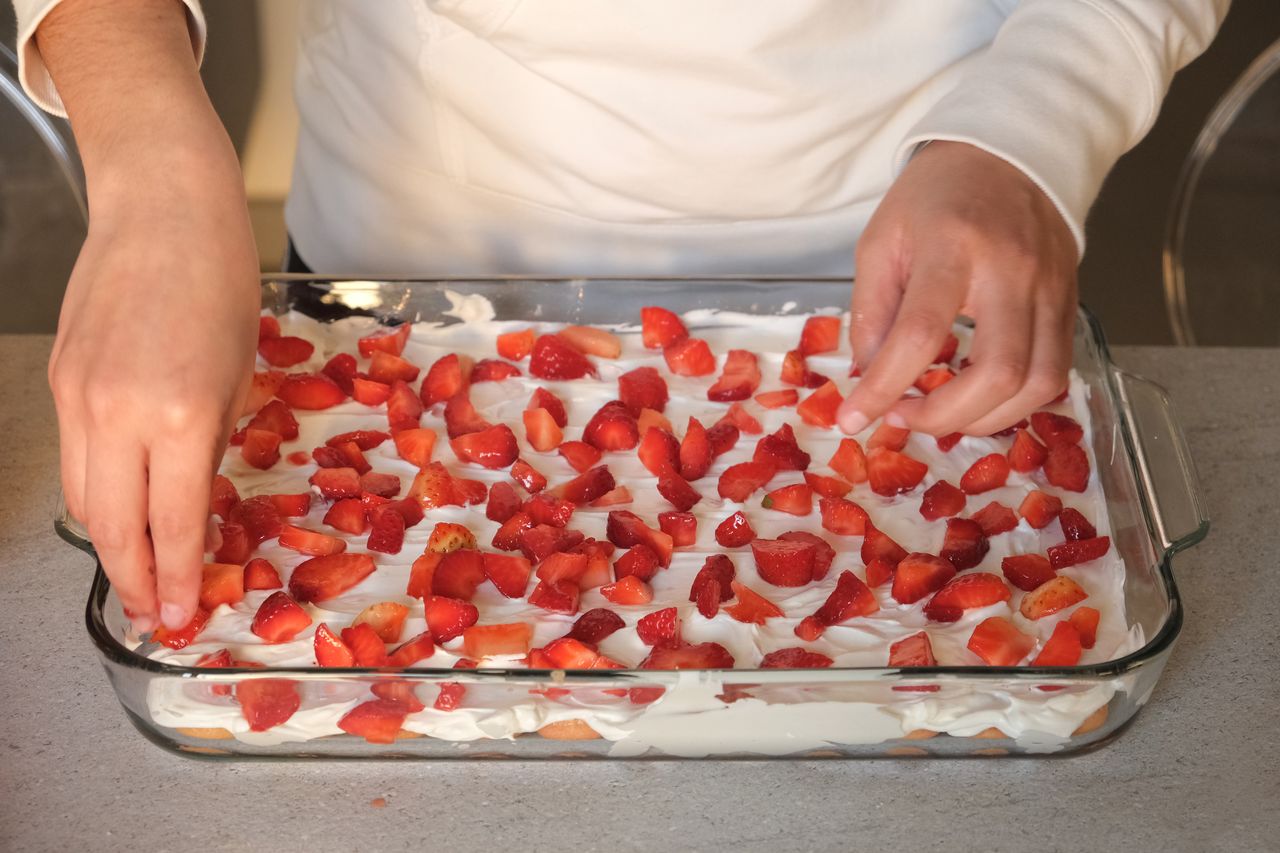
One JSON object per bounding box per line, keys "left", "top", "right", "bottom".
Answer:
{"left": 14, "top": 0, "right": 1226, "bottom": 633}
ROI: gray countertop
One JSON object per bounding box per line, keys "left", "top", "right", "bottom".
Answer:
{"left": 1, "top": 336, "right": 1276, "bottom": 853}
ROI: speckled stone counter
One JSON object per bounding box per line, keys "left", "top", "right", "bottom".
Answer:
{"left": 1, "top": 336, "right": 1276, "bottom": 853}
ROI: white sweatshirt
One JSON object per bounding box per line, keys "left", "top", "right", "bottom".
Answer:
{"left": 15, "top": 0, "right": 1228, "bottom": 276}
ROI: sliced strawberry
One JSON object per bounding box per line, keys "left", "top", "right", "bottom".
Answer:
{"left": 326, "top": 429, "right": 392, "bottom": 451}
{"left": 1030, "top": 411, "right": 1084, "bottom": 448}
{"left": 314, "top": 622, "right": 355, "bottom": 667}
{"left": 889, "top": 631, "right": 936, "bottom": 667}
{"left": 308, "top": 467, "right": 361, "bottom": 499}
{"left": 583, "top": 400, "right": 640, "bottom": 451}
{"left": 761, "top": 647, "right": 834, "bottom": 668}
{"left": 592, "top": 486, "right": 635, "bottom": 507}
{"left": 431, "top": 549, "right": 486, "bottom": 600}
{"left": 935, "top": 432, "right": 964, "bottom": 452}
{"left": 803, "top": 472, "right": 852, "bottom": 499}
{"left": 796, "top": 381, "right": 842, "bottom": 428}
{"left": 529, "top": 579, "right": 580, "bottom": 614}
{"left": 386, "top": 380, "right": 424, "bottom": 432}
{"left": 408, "top": 462, "right": 461, "bottom": 511}
{"left": 706, "top": 421, "right": 741, "bottom": 459}
{"left": 861, "top": 524, "right": 907, "bottom": 565}
{"left": 891, "top": 553, "right": 957, "bottom": 604}
{"left": 229, "top": 495, "right": 283, "bottom": 544}
{"left": 258, "top": 335, "right": 314, "bottom": 368}
{"left": 828, "top": 438, "right": 868, "bottom": 484}
{"left": 243, "top": 558, "right": 282, "bottom": 591}
{"left": 940, "top": 517, "right": 990, "bottom": 571}
{"left": 1058, "top": 508, "right": 1097, "bottom": 541}
{"left": 800, "top": 570, "right": 877, "bottom": 638}
{"left": 545, "top": 465, "right": 613, "bottom": 507}
{"left": 567, "top": 608, "right": 626, "bottom": 644}
{"left": 636, "top": 427, "right": 679, "bottom": 478}
{"left": 351, "top": 377, "right": 392, "bottom": 406}
{"left": 817, "top": 496, "right": 868, "bottom": 537}
{"left": 251, "top": 591, "right": 312, "bottom": 643}
{"left": 353, "top": 601, "right": 410, "bottom": 643}
{"left": 386, "top": 428, "right": 433, "bottom": 469}
{"left": 240, "top": 428, "right": 282, "bottom": 470}
{"left": 1032, "top": 621, "right": 1083, "bottom": 666}
{"left": 695, "top": 578, "right": 722, "bottom": 618}
{"left": 330, "top": 440, "right": 370, "bottom": 474}
{"left": 337, "top": 699, "right": 409, "bottom": 744}
{"left": 420, "top": 353, "right": 471, "bottom": 407}
{"left": 406, "top": 552, "right": 442, "bottom": 599}
{"left": 288, "top": 552, "right": 377, "bottom": 603}
{"left": 613, "top": 544, "right": 660, "bottom": 582}
{"left": 762, "top": 483, "right": 813, "bottom": 516}
{"left": 497, "top": 328, "right": 536, "bottom": 361}
{"left": 960, "top": 453, "right": 1011, "bottom": 494}
{"left": 778, "top": 531, "right": 835, "bottom": 580}
{"left": 425, "top": 595, "right": 479, "bottom": 642}
{"left": 914, "top": 367, "right": 955, "bottom": 394}
{"left": 663, "top": 337, "right": 716, "bottom": 377}
{"left": 923, "top": 572, "right": 1011, "bottom": 622}
{"left": 864, "top": 556, "right": 896, "bottom": 588}
{"left": 279, "top": 525, "right": 347, "bottom": 557}
{"left": 640, "top": 642, "right": 735, "bottom": 669}
{"left": 636, "top": 408, "right": 673, "bottom": 436}
{"left": 510, "top": 458, "right": 548, "bottom": 494}
{"left": 482, "top": 481, "right": 520, "bottom": 524}
{"left": 530, "top": 334, "right": 596, "bottom": 380}
{"left": 425, "top": 521, "right": 476, "bottom": 553}
{"left": 658, "top": 511, "right": 697, "bottom": 547}
{"left": 1008, "top": 429, "right": 1048, "bottom": 473}
{"left": 1001, "top": 553, "right": 1056, "bottom": 592}
{"left": 751, "top": 537, "right": 816, "bottom": 587}
{"left": 605, "top": 510, "right": 673, "bottom": 566}
{"left": 1068, "top": 606, "right": 1101, "bottom": 649}
{"left": 236, "top": 679, "right": 301, "bottom": 732}
{"left": 690, "top": 554, "right": 736, "bottom": 604}
{"left": 717, "top": 460, "right": 776, "bottom": 502}
{"left": 512, "top": 407, "right": 561, "bottom": 453}
{"left": 1019, "top": 490, "right": 1063, "bottom": 529}
{"left": 636, "top": 607, "right": 681, "bottom": 646}
{"left": 491, "top": 511, "right": 535, "bottom": 551}
{"left": 715, "top": 511, "right": 756, "bottom": 548}
{"left": 1047, "top": 535, "right": 1111, "bottom": 569}
{"left": 558, "top": 325, "right": 622, "bottom": 359}
{"left": 867, "top": 423, "right": 910, "bottom": 452}
{"left": 463, "top": 623, "right": 534, "bottom": 659}
{"left": 149, "top": 608, "right": 209, "bottom": 650}
{"left": 536, "top": 551, "right": 590, "bottom": 586}
{"left": 258, "top": 315, "right": 281, "bottom": 341}
{"left": 470, "top": 358, "right": 522, "bottom": 384}
{"left": 670, "top": 420, "right": 711, "bottom": 484}
{"left": 755, "top": 389, "right": 799, "bottom": 409}
{"left": 970, "top": 501, "right": 1019, "bottom": 536}
{"left": 387, "top": 633, "right": 435, "bottom": 668}
{"left": 519, "top": 524, "right": 585, "bottom": 564}
{"left": 798, "top": 315, "right": 841, "bottom": 356}
{"left": 358, "top": 323, "right": 411, "bottom": 358}
{"left": 243, "top": 369, "right": 286, "bottom": 414}
{"left": 247, "top": 399, "right": 300, "bottom": 441}
{"left": 199, "top": 563, "right": 244, "bottom": 611}
{"left": 754, "top": 423, "right": 812, "bottom": 471}
{"left": 612, "top": 367, "right": 669, "bottom": 419}
{"left": 442, "top": 393, "right": 490, "bottom": 440}
{"left": 368, "top": 350, "right": 420, "bottom": 385}
{"left": 450, "top": 424, "right": 519, "bottom": 469}
{"left": 278, "top": 374, "right": 345, "bottom": 410}
{"left": 1044, "top": 443, "right": 1091, "bottom": 492}
{"left": 657, "top": 475, "right": 702, "bottom": 511}
{"left": 435, "top": 681, "right": 467, "bottom": 711}
{"left": 707, "top": 349, "right": 761, "bottom": 402}
{"left": 318, "top": 499, "right": 361, "bottom": 537}
{"left": 386, "top": 497, "right": 425, "bottom": 528}
{"left": 920, "top": 480, "right": 965, "bottom": 520}
{"left": 866, "top": 447, "right": 928, "bottom": 496}
{"left": 341, "top": 622, "right": 389, "bottom": 666}
{"left": 600, "top": 575, "right": 654, "bottom": 605}
{"left": 528, "top": 387, "right": 569, "bottom": 427}
{"left": 475, "top": 552, "right": 529, "bottom": 598}
{"left": 1020, "top": 576, "right": 1088, "bottom": 619}
{"left": 538, "top": 637, "right": 623, "bottom": 670}
{"left": 724, "top": 581, "right": 784, "bottom": 624}
{"left": 968, "top": 616, "right": 1035, "bottom": 666}
{"left": 570, "top": 539, "right": 615, "bottom": 589}
{"left": 523, "top": 493, "right": 576, "bottom": 527}
{"left": 640, "top": 306, "right": 689, "bottom": 349}
{"left": 210, "top": 474, "right": 240, "bottom": 520}
{"left": 558, "top": 440, "right": 602, "bottom": 473}
{"left": 780, "top": 349, "right": 828, "bottom": 388}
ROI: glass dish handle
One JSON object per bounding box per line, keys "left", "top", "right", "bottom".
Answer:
{"left": 1113, "top": 369, "right": 1210, "bottom": 554}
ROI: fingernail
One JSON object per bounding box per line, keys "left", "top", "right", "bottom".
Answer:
{"left": 161, "top": 602, "right": 188, "bottom": 630}
{"left": 132, "top": 613, "right": 158, "bottom": 633}
{"left": 885, "top": 411, "right": 907, "bottom": 429}
{"left": 839, "top": 408, "right": 869, "bottom": 435}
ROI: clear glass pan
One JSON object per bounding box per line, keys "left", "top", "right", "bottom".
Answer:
{"left": 58, "top": 276, "right": 1209, "bottom": 759}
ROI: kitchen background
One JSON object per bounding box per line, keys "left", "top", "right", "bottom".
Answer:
{"left": 3, "top": 0, "right": 1278, "bottom": 342}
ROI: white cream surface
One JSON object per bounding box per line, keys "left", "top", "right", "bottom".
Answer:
{"left": 142, "top": 296, "right": 1138, "bottom": 754}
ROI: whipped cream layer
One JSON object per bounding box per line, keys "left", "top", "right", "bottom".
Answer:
{"left": 141, "top": 295, "right": 1139, "bottom": 754}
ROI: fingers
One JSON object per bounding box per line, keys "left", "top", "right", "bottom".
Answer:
{"left": 849, "top": 229, "right": 905, "bottom": 373}
{"left": 839, "top": 257, "right": 967, "bottom": 434}
{"left": 84, "top": 435, "right": 159, "bottom": 630}
{"left": 149, "top": 435, "right": 218, "bottom": 632}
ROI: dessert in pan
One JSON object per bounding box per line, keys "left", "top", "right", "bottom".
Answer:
{"left": 132, "top": 290, "right": 1130, "bottom": 754}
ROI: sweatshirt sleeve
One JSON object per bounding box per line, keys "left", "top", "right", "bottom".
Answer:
{"left": 894, "top": 0, "right": 1230, "bottom": 256}
{"left": 11, "top": 0, "right": 207, "bottom": 117}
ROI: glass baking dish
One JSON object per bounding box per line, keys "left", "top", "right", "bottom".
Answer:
{"left": 57, "top": 276, "right": 1209, "bottom": 759}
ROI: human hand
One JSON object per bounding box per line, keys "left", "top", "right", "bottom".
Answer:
{"left": 838, "top": 140, "right": 1079, "bottom": 437}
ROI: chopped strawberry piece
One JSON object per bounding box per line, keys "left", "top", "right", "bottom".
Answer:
{"left": 1019, "top": 490, "right": 1063, "bottom": 529}
{"left": 866, "top": 447, "right": 928, "bottom": 496}
{"left": 613, "top": 544, "right": 661, "bottom": 582}
{"left": 431, "top": 549, "right": 486, "bottom": 600}
{"left": 251, "top": 591, "right": 312, "bottom": 643}
{"left": 463, "top": 623, "right": 534, "bottom": 659}
{"left": 539, "top": 637, "right": 623, "bottom": 670}
{"left": 545, "top": 466, "right": 613, "bottom": 507}
{"left": 313, "top": 622, "right": 355, "bottom": 667}
{"left": 1068, "top": 606, "right": 1101, "bottom": 649}
{"left": 777, "top": 531, "right": 834, "bottom": 580}
{"left": 497, "top": 328, "right": 536, "bottom": 361}
{"left": 889, "top": 631, "right": 936, "bottom": 667}
{"left": 405, "top": 552, "right": 442, "bottom": 599}
{"left": 968, "top": 616, "right": 1035, "bottom": 666}
{"left": 705, "top": 421, "right": 741, "bottom": 458}
{"left": 358, "top": 323, "right": 411, "bottom": 358}
{"left": 325, "top": 430, "right": 392, "bottom": 452}
{"left": 523, "top": 493, "right": 576, "bottom": 528}
{"left": 1043, "top": 443, "right": 1091, "bottom": 492}
{"left": 526, "top": 387, "right": 568, "bottom": 427}
{"left": 383, "top": 379, "right": 423, "bottom": 432}
{"left": 435, "top": 681, "right": 467, "bottom": 711}
{"left": 567, "top": 608, "right": 626, "bottom": 644}
{"left": 724, "top": 580, "right": 784, "bottom": 624}
{"left": 228, "top": 496, "right": 282, "bottom": 546}
{"left": 530, "top": 334, "right": 596, "bottom": 380}
{"left": 798, "top": 315, "right": 841, "bottom": 356}
{"left": 960, "top": 453, "right": 1011, "bottom": 494}
{"left": 368, "top": 350, "right": 421, "bottom": 385}
{"left": 328, "top": 440, "right": 370, "bottom": 474}
{"left": 1032, "top": 621, "right": 1083, "bottom": 666}
{"left": 583, "top": 400, "right": 640, "bottom": 451}
{"left": 891, "top": 553, "right": 957, "bottom": 604}
{"left": 419, "top": 353, "right": 471, "bottom": 408}
{"left": 803, "top": 472, "right": 852, "bottom": 499}
{"left": 707, "top": 349, "right": 762, "bottom": 402}
{"left": 243, "top": 368, "right": 286, "bottom": 414}
{"left": 600, "top": 575, "right": 654, "bottom": 605}
{"left": 509, "top": 459, "right": 547, "bottom": 494}
{"left": 258, "top": 335, "right": 314, "bottom": 368}
{"left": 513, "top": 407, "right": 560, "bottom": 453}
{"left": 970, "top": 501, "right": 1019, "bottom": 536}
{"left": 605, "top": 510, "right": 673, "bottom": 566}
{"left": 478, "top": 482, "right": 518, "bottom": 525}
{"left": 385, "top": 634, "right": 435, "bottom": 669}
{"left": 657, "top": 475, "right": 702, "bottom": 511}
{"left": 278, "top": 524, "right": 347, "bottom": 557}
{"left": 914, "top": 367, "right": 955, "bottom": 394}
{"left": 243, "top": 558, "right": 282, "bottom": 591}
{"left": 717, "top": 460, "right": 776, "bottom": 502}
{"left": 351, "top": 377, "right": 392, "bottom": 406}
{"left": 277, "top": 374, "right": 345, "bottom": 410}
{"left": 366, "top": 507, "right": 406, "bottom": 554}
{"left": 640, "top": 306, "right": 689, "bottom": 349}
{"left": 340, "top": 622, "right": 389, "bottom": 666}
{"left": 354, "top": 601, "right": 410, "bottom": 643}
{"left": 1047, "top": 535, "right": 1111, "bottom": 569}
{"left": 210, "top": 474, "right": 240, "bottom": 520}
{"left": 519, "top": 524, "right": 586, "bottom": 563}
{"left": 199, "top": 563, "right": 245, "bottom": 611}
{"left": 450, "top": 424, "right": 519, "bottom": 469}
{"left": 762, "top": 483, "right": 813, "bottom": 515}
{"left": 536, "top": 551, "right": 590, "bottom": 586}
{"left": 867, "top": 423, "right": 910, "bottom": 451}
{"left": 800, "top": 570, "right": 877, "bottom": 638}
{"left": 288, "top": 552, "right": 376, "bottom": 603}
{"left": 755, "top": 389, "right": 799, "bottom": 409}
{"left": 940, "top": 517, "right": 990, "bottom": 571}
{"left": 864, "top": 556, "right": 896, "bottom": 587}
{"left": 470, "top": 358, "right": 522, "bottom": 384}
{"left": 425, "top": 595, "right": 479, "bottom": 642}
{"left": 817, "top": 496, "right": 867, "bottom": 537}
{"left": 761, "top": 647, "right": 834, "bottom": 668}
{"left": 796, "top": 381, "right": 842, "bottom": 428}
{"left": 690, "top": 554, "right": 736, "bottom": 604}
{"left": 1058, "top": 507, "right": 1097, "bottom": 541}
{"left": 407, "top": 463, "right": 459, "bottom": 510}
{"left": 529, "top": 579, "right": 580, "bottom": 614}
{"left": 695, "top": 578, "right": 722, "bottom": 618}
{"left": 1001, "top": 553, "right": 1056, "bottom": 591}
{"left": 641, "top": 642, "right": 735, "bottom": 669}
{"left": 923, "top": 572, "right": 1011, "bottom": 622}
{"left": 751, "top": 537, "right": 817, "bottom": 587}
{"left": 558, "top": 325, "right": 622, "bottom": 359}
{"left": 337, "top": 699, "right": 410, "bottom": 744}
{"left": 149, "top": 608, "right": 210, "bottom": 650}
{"left": 714, "top": 511, "right": 756, "bottom": 548}
{"left": 935, "top": 432, "right": 964, "bottom": 452}
{"left": 247, "top": 399, "right": 300, "bottom": 441}
{"left": 490, "top": 511, "right": 534, "bottom": 551}
{"left": 754, "top": 423, "right": 812, "bottom": 471}
{"left": 1008, "top": 429, "right": 1048, "bottom": 473}
{"left": 933, "top": 333, "right": 960, "bottom": 364}
{"left": 658, "top": 511, "right": 697, "bottom": 547}
{"left": 920, "top": 480, "right": 966, "bottom": 520}
{"left": 213, "top": 522, "right": 251, "bottom": 565}
{"left": 309, "top": 467, "right": 360, "bottom": 499}
{"left": 637, "top": 427, "right": 680, "bottom": 478}
{"left": 386, "top": 427, "right": 433, "bottom": 469}
{"left": 473, "top": 552, "right": 529, "bottom": 598}
{"left": 861, "top": 524, "right": 907, "bottom": 566}
{"left": 636, "top": 607, "right": 681, "bottom": 646}
{"left": 780, "top": 349, "right": 829, "bottom": 388}
{"left": 1030, "top": 411, "right": 1084, "bottom": 448}
{"left": 258, "top": 315, "right": 281, "bottom": 341}
{"left": 608, "top": 367, "right": 672, "bottom": 422}
{"left": 1020, "top": 576, "right": 1088, "bottom": 619}
{"left": 240, "top": 428, "right": 282, "bottom": 470}
{"left": 441, "top": 393, "right": 490, "bottom": 440}
{"left": 828, "top": 438, "right": 868, "bottom": 484}
{"left": 236, "top": 679, "right": 301, "bottom": 732}
{"left": 663, "top": 337, "right": 716, "bottom": 377}
{"left": 554, "top": 441, "right": 599, "bottom": 475}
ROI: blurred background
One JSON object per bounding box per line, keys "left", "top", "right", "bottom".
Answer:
{"left": 2, "top": 0, "right": 1278, "bottom": 342}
